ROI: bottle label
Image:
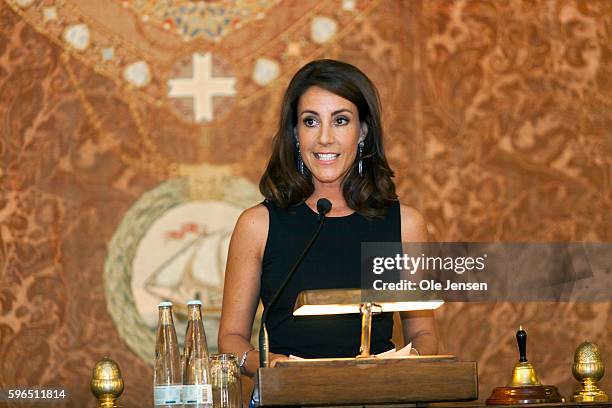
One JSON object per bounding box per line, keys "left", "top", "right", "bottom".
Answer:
{"left": 181, "top": 384, "right": 212, "bottom": 404}
{"left": 154, "top": 385, "right": 182, "bottom": 405}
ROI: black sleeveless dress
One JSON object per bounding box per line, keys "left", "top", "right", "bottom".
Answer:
{"left": 260, "top": 200, "right": 400, "bottom": 358}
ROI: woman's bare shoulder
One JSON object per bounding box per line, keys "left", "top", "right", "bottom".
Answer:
{"left": 235, "top": 203, "right": 269, "bottom": 235}
{"left": 399, "top": 203, "right": 428, "bottom": 242}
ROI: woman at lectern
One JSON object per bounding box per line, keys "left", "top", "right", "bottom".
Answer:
{"left": 218, "top": 59, "right": 438, "bottom": 377}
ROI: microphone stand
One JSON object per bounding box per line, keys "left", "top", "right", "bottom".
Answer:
{"left": 258, "top": 202, "right": 330, "bottom": 368}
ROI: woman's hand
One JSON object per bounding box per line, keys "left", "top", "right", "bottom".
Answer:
{"left": 239, "top": 350, "right": 289, "bottom": 376}
{"left": 269, "top": 352, "right": 289, "bottom": 367}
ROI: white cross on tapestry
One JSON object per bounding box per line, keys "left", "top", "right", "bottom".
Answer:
{"left": 167, "top": 52, "right": 237, "bottom": 123}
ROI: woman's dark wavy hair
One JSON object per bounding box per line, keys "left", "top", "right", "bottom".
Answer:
{"left": 259, "top": 59, "right": 397, "bottom": 218}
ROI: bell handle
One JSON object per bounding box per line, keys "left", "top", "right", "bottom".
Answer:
{"left": 517, "top": 327, "right": 527, "bottom": 363}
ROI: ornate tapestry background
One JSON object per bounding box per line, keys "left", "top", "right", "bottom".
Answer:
{"left": 0, "top": 0, "right": 610, "bottom": 406}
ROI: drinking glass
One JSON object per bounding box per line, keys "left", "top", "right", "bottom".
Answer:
{"left": 210, "top": 353, "right": 242, "bottom": 408}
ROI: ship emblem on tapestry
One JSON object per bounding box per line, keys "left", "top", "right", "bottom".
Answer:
{"left": 104, "top": 173, "right": 261, "bottom": 363}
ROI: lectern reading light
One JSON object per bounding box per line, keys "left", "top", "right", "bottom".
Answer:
{"left": 292, "top": 288, "right": 444, "bottom": 358}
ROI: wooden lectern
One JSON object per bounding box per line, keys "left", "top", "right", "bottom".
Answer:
{"left": 257, "top": 355, "right": 478, "bottom": 406}
{"left": 257, "top": 289, "right": 477, "bottom": 406}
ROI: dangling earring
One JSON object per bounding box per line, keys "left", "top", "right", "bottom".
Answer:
{"left": 358, "top": 140, "right": 364, "bottom": 176}
{"left": 296, "top": 141, "right": 304, "bottom": 175}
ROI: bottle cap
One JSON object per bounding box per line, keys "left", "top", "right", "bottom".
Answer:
{"left": 158, "top": 301, "right": 173, "bottom": 308}
{"left": 187, "top": 300, "right": 202, "bottom": 306}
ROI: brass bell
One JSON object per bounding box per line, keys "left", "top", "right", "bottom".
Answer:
{"left": 486, "top": 326, "right": 563, "bottom": 404}
{"left": 571, "top": 341, "right": 608, "bottom": 402}
{"left": 91, "top": 357, "right": 124, "bottom": 408}
{"left": 509, "top": 326, "right": 541, "bottom": 387}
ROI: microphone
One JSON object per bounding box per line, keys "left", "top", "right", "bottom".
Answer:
{"left": 316, "top": 198, "right": 332, "bottom": 220}
{"left": 259, "top": 198, "right": 332, "bottom": 368}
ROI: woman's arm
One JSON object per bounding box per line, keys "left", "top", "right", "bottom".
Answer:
{"left": 218, "top": 204, "right": 286, "bottom": 377}
{"left": 399, "top": 204, "right": 439, "bottom": 355}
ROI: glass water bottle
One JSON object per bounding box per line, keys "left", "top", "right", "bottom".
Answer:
{"left": 182, "top": 300, "right": 212, "bottom": 407}
{"left": 154, "top": 301, "right": 183, "bottom": 407}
